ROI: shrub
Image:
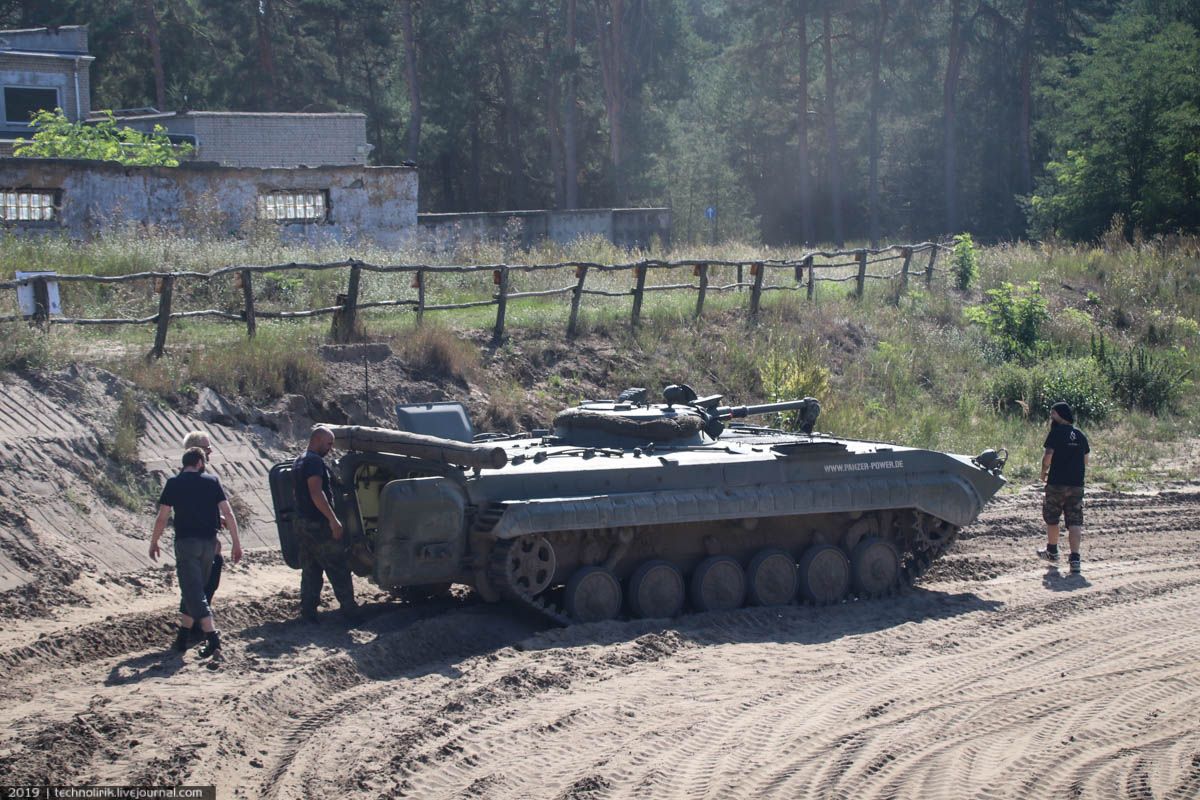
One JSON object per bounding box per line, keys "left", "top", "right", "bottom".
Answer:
{"left": 951, "top": 233, "right": 979, "bottom": 290}
{"left": 14, "top": 108, "right": 192, "bottom": 166}
{"left": 965, "top": 281, "right": 1049, "bottom": 363}
{"left": 396, "top": 323, "right": 480, "bottom": 381}
{"left": 0, "top": 322, "right": 51, "bottom": 371}
{"left": 188, "top": 329, "right": 324, "bottom": 401}
{"left": 1030, "top": 357, "right": 1114, "bottom": 423}
{"left": 1092, "top": 334, "right": 1190, "bottom": 413}
{"left": 985, "top": 362, "right": 1033, "bottom": 415}
{"left": 759, "top": 351, "right": 831, "bottom": 430}
{"left": 107, "top": 388, "right": 143, "bottom": 465}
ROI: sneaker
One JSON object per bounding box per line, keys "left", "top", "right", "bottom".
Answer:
{"left": 172, "top": 626, "right": 191, "bottom": 653}
{"left": 341, "top": 605, "right": 364, "bottom": 626}
{"left": 1037, "top": 546, "right": 1060, "bottom": 562}
{"left": 299, "top": 607, "right": 320, "bottom": 624}
{"left": 1069, "top": 554, "right": 1082, "bottom": 574}
{"left": 198, "top": 630, "right": 221, "bottom": 658}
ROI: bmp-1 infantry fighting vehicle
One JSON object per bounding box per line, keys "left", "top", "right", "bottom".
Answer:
{"left": 269, "top": 386, "right": 1007, "bottom": 624}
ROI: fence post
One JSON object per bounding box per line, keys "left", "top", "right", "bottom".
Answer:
{"left": 239, "top": 269, "right": 256, "bottom": 338}
{"left": 736, "top": 263, "right": 744, "bottom": 291}
{"left": 631, "top": 263, "right": 647, "bottom": 328}
{"left": 749, "top": 262, "right": 764, "bottom": 319}
{"left": 567, "top": 265, "right": 588, "bottom": 338}
{"left": 806, "top": 255, "right": 815, "bottom": 301}
{"left": 695, "top": 262, "right": 708, "bottom": 318}
{"left": 332, "top": 261, "right": 363, "bottom": 342}
{"left": 926, "top": 245, "right": 938, "bottom": 288}
{"left": 492, "top": 265, "right": 509, "bottom": 344}
{"left": 899, "top": 247, "right": 913, "bottom": 293}
{"left": 150, "top": 274, "right": 174, "bottom": 359}
{"left": 30, "top": 276, "right": 50, "bottom": 331}
{"left": 414, "top": 268, "right": 426, "bottom": 325}
{"left": 855, "top": 250, "right": 868, "bottom": 298}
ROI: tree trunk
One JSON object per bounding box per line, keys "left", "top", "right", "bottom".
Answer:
{"left": 564, "top": 0, "right": 580, "bottom": 209}
{"left": 1017, "top": 0, "right": 1036, "bottom": 196}
{"left": 255, "top": 0, "right": 278, "bottom": 110}
{"left": 943, "top": 0, "right": 966, "bottom": 234}
{"left": 399, "top": 0, "right": 422, "bottom": 163}
{"left": 140, "top": 0, "right": 166, "bottom": 111}
{"left": 867, "top": 0, "right": 891, "bottom": 248}
{"left": 797, "top": 3, "right": 813, "bottom": 245}
{"left": 495, "top": 41, "right": 526, "bottom": 208}
{"left": 545, "top": 25, "right": 566, "bottom": 208}
{"left": 822, "top": 5, "right": 844, "bottom": 247}
{"left": 594, "top": 0, "right": 626, "bottom": 204}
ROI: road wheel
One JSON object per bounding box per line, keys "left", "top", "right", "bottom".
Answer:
{"left": 797, "top": 543, "right": 850, "bottom": 605}
{"left": 746, "top": 548, "right": 797, "bottom": 606}
{"left": 851, "top": 537, "right": 900, "bottom": 597}
{"left": 564, "top": 566, "right": 623, "bottom": 623}
{"left": 689, "top": 555, "right": 746, "bottom": 612}
{"left": 628, "top": 559, "right": 686, "bottom": 619}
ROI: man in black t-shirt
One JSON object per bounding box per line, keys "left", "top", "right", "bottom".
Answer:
{"left": 151, "top": 447, "right": 242, "bottom": 656}
{"left": 293, "top": 426, "right": 359, "bottom": 623}
{"left": 1038, "top": 401, "right": 1090, "bottom": 574}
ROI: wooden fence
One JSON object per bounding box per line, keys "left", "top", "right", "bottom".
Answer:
{"left": 0, "top": 242, "right": 946, "bottom": 358}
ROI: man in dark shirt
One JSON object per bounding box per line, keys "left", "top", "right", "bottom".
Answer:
{"left": 1038, "top": 401, "right": 1090, "bottom": 574}
{"left": 294, "top": 426, "right": 359, "bottom": 623}
{"left": 150, "top": 447, "right": 242, "bottom": 656}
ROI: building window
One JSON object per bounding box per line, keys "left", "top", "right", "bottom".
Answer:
{"left": 4, "top": 87, "right": 59, "bottom": 124}
{"left": 0, "top": 190, "right": 59, "bottom": 222}
{"left": 258, "top": 190, "right": 329, "bottom": 223}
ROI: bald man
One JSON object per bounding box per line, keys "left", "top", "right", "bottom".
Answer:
{"left": 293, "top": 427, "right": 360, "bottom": 623}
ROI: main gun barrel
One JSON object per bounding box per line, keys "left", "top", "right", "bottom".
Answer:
{"left": 716, "top": 397, "right": 820, "bottom": 420}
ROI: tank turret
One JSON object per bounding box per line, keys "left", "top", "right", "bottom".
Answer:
{"left": 551, "top": 384, "right": 822, "bottom": 448}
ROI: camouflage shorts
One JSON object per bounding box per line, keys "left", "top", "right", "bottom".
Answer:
{"left": 1043, "top": 484, "right": 1085, "bottom": 527}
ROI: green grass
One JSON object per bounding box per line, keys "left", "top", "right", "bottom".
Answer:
{"left": 4, "top": 230, "right": 1199, "bottom": 488}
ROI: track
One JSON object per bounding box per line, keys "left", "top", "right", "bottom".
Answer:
{"left": 1, "top": 485, "right": 1199, "bottom": 798}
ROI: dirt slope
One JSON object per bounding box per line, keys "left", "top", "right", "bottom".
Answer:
{"left": 1, "top": 358, "right": 1198, "bottom": 799}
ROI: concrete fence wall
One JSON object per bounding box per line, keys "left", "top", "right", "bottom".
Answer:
{"left": 418, "top": 207, "right": 672, "bottom": 251}
{"left": 0, "top": 156, "right": 417, "bottom": 247}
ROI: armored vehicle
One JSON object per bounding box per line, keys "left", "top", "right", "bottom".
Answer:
{"left": 269, "top": 386, "right": 1006, "bottom": 623}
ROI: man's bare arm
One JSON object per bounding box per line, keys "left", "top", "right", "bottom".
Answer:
{"left": 150, "top": 505, "right": 171, "bottom": 561}
{"left": 218, "top": 499, "right": 242, "bottom": 563}
{"left": 1041, "top": 448, "right": 1053, "bottom": 482}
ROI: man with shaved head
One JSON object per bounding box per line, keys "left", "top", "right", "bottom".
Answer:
{"left": 294, "top": 426, "right": 360, "bottom": 623}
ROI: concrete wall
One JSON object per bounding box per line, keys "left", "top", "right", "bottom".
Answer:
{"left": 120, "top": 112, "right": 372, "bottom": 168}
{"left": 418, "top": 207, "right": 671, "bottom": 251}
{"left": 0, "top": 157, "right": 417, "bottom": 247}
{"left": 0, "top": 26, "right": 89, "bottom": 55}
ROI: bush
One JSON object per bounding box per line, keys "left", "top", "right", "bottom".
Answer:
{"left": 0, "top": 322, "right": 51, "bottom": 371}
{"left": 759, "top": 351, "right": 831, "bottom": 430}
{"left": 107, "top": 388, "right": 143, "bottom": 465}
{"left": 951, "top": 233, "right": 979, "bottom": 290}
{"left": 1092, "top": 334, "right": 1190, "bottom": 413}
{"left": 985, "top": 362, "right": 1034, "bottom": 415}
{"left": 965, "top": 281, "right": 1049, "bottom": 363}
{"left": 1030, "top": 357, "right": 1115, "bottom": 424}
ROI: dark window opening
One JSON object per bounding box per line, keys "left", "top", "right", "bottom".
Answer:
{"left": 5, "top": 87, "right": 59, "bottom": 124}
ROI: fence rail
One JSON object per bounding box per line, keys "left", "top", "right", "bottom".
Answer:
{"left": 1, "top": 242, "right": 947, "bottom": 358}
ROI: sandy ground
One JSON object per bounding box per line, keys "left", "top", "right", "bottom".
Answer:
{"left": 2, "top": 371, "right": 1199, "bottom": 799}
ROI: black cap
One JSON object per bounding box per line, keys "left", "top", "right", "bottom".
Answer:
{"left": 1051, "top": 401, "right": 1074, "bottom": 424}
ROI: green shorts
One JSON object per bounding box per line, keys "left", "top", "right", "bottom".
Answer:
{"left": 1043, "top": 484, "right": 1085, "bottom": 527}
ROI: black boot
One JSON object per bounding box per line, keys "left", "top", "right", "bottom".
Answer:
{"left": 198, "top": 630, "right": 221, "bottom": 658}
{"left": 172, "top": 626, "right": 191, "bottom": 653}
